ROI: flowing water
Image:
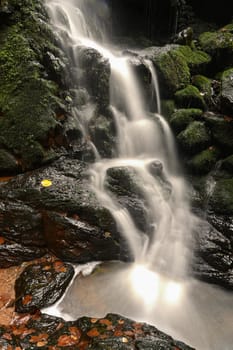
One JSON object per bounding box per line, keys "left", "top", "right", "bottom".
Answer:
{"left": 44, "top": 1, "right": 233, "bottom": 349}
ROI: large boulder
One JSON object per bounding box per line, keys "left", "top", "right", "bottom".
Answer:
{"left": 0, "top": 157, "right": 131, "bottom": 266}
{"left": 177, "top": 121, "right": 211, "bottom": 154}
{"left": 0, "top": 0, "right": 68, "bottom": 172}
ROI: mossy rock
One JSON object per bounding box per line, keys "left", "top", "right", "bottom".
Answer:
{"left": 177, "top": 121, "right": 211, "bottom": 154}
{"left": 0, "top": 1, "right": 65, "bottom": 171}
{"left": 175, "top": 85, "right": 207, "bottom": 110}
{"left": 192, "top": 75, "right": 212, "bottom": 104}
{"left": 177, "top": 45, "right": 211, "bottom": 74}
{"left": 199, "top": 30, "right": 233, "bottom": 55}
{"left": 142, "top": 45, "right": 191, "bottom": 96}
{"left": 220, "top": 68, "right": 233, "bottom": 116}
{"left": 205, "top": 115, "right": 233, "bottom": 153}
{"left": 187, "top": 147, "right": 220, "bottom": 174}
{"left": 161, "top": 99, "right": 176, "bottom": 121}
{"left": 198, "top": 29, "right": 233, "bottom": 71}
{"left": 209, "top": 178, "right": 233, "bottom": 215}
{"left": 170, "top": 108, "right": 202, "bottom": 133}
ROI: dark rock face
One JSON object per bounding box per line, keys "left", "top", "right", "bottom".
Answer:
{"left": 0, "top": 312, "right": 195, "bottom": 349}
{"left": 193, "top": 219, "right": 233, "bottom": 289}
{"left": 0, "top": 156, "right": 131, "bottom": 266}
{"left": 15, "top": 260, "right": 74, "bottom": 313}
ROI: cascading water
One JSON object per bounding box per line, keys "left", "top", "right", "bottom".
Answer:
{"left": 44, "top": 1, "right": 233, "bottom": 349}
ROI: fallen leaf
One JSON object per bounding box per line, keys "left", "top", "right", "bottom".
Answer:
{"left": 43, "top": 265, "right": 52, "bottom": 271}
{"left": 114, "top": 330, "right": 123, "bottom": 336}
{"left": 2, "top": 333, "right": 12, "bottom": 340}
{"left": 53, "top": 261, "right": 67, "bottom": 273}
{"left": 87, "top": 328, "right": 100, "bottom": 337}
{"left": 99, "top": 319, "right": 112, "bottom": 326}
{"left": 0, "top": 236, "right": 5, "bottom": 245}
{"left": 57, "top": 334, "right": 79, "bottom": 346}
{"left": 41, "top": 179, "right": 52, "bottom": 187}
{"left": 69, "top": 326, "right": 81, "bottom": 341}
{"left": 37, "top": 341, "right": 48, "bottom": 347}
{"left": 29, "top": 333, "right": 49, "bottom": 343}
{"left": 22, "top": 295, "right": 32, "bottom": 306}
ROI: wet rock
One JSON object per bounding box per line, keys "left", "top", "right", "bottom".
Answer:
{"left": 0, "top": 200, "right": 44, "bottom": 247}
{"left": 106, "top": 167, "right": 142, "bottom": 198}
{"left": 0, "top": 313, "right": 195, "bottom": 349}
{"left": 0, "top": 149, "right": 20, "bottom": 175}
{"left": 89, "top": 112, "right": 116, "bottom": 158}
{"left": 15, "top": 260, "right": 74, "bottom": 313}
{"left": 77, "top": 46, "right": 111, "bottom": 109}
{"left": 0, "top": 239, "right": 47, "bottom": 268}
{"left": 43, "top": 211, "right": 128, "bottom": 262}
{"left": 0, "top": 157, "right": 132, "bottom": 263}
{"left": 193, "top": 219, "right": 233, "bottom": 289}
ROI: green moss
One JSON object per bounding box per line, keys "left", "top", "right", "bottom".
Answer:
{"left": 177, "top": 46, "right": 211, "bottom": 73}
{"left": 170, "top": 108, "right": 202, "bottom": 133}
{"left": 161, "top": 99, "right": 176, "bottom": 121}
{"left": 209, "top": 178, "right": 233, "bottom": 214}
{"left": 192, "top": 75, "right": 212, "bottom": 103}
{"left": 175, "top": 84, "right": 207, "bottom": 110}
{"left": 152, "top": 48, "right": 190, "bottom": 94}
{"left": 177, "top": 121, "right": 211, "bottom": 154}
{"left": 199, "top": 31, "right": 233, "bottom": 54}
{"left": 0, "top": 2, "right": 61, "bottom": 170}
{"left": 187, "top": 147, "right": 219, "bottom": 174}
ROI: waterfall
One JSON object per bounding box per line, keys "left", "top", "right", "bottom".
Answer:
{"left": 43, "top": 3, "right": 233, "bottom": 349}
{"left": 46, "top": 0, "right": 195, "bottom": 283}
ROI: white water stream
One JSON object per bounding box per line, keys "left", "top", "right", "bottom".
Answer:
{"left": 44, "top": 1, "right": 233, "bottom": 349}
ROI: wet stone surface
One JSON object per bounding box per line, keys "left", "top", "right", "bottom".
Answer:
{"left": 0, "top": 313, "right": 195, "bottom": 350}
{"left": 15, "top": 260, "right": 74, "bottom": 313}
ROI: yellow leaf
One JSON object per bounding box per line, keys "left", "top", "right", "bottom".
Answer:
{"left": 41, "top": 179, "right": 52, "bottom": 187}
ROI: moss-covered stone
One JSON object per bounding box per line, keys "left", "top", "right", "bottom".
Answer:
{"left": 205, "top": 115, "right": 233, "bottom": 153}
{"left": 177, "top": 45, "right": 211, "bottom": 74}
{"left": 0, "top": 0, "right": 65, "bottom": 171}
{"left": 209, "top": 178, "right": 233, "bottom": 214}
{"left": 161, "top": 99, "right": 176, "bottom": 121}
{"left": 192, "top": 75, "right": 212, "bottom": 104}
{"left": 170, "top": 108, "right": 202, "bottom": 133}
{"left": 177, "top": 121, "right": 211, "bottom": 154}
{"left": 175, "top": 85, "right": 207, "bottom": 110}
{"left": 141, "top": 45, "right": 190, "bottom": 96}
{"left": 199, "top": 30, "right": 233, "bottom": 55}
{"left": 220, "top": 68, "right": 233, "bottom": 116}
{"left": 187, "top": 147, "right": 220, "bottom": 174}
